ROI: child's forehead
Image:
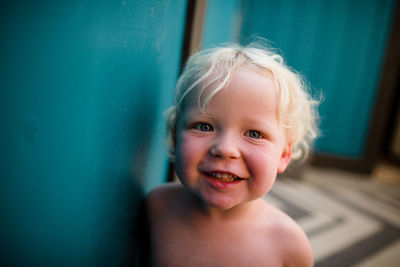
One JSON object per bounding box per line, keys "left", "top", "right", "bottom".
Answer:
{"left": 191, "top": 66, "right": 275, "bottom": 98}
{"left": 180, "top": 66, "right": 278, "bottom": 112}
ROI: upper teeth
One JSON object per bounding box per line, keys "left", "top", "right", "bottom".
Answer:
{"left": 208, "top": 172, "right": 239, "bottom": 179}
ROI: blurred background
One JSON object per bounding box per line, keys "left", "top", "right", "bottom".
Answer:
{"left": 1, "top": 0, "right": 399, "bottom": 266}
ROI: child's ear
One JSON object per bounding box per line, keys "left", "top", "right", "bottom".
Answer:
{"left": 277, "top": 138, "right": 293, "bottom": 173}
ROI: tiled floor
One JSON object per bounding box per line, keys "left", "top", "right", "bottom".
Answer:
{"left": 266, "top": 166, "right": 400, "bottom": 267}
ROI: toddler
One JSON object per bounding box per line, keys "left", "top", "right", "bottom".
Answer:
{"left": 146, "top": 43, "right": 318, "bottom": 267}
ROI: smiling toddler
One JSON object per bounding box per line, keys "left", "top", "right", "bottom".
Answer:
{"left": 146, "top": 43, "right": 319, "bottom": 267}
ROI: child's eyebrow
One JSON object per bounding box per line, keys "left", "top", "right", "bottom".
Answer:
{"left": 185, "top": 109, "right": 211, "bottom": 118}
{"left": 244, "top": 116, "right": 280, "bottom": 133}
{"left": 246, "top": 121, "right": 274, "bottom": 132}
{"left": 180, "top": 110, "right": 211, "bottom": 124}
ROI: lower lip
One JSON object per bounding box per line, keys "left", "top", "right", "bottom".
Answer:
{"left": 205, "top": 175, "right": 244, "bottom": 189}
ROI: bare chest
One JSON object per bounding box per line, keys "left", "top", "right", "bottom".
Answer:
{"left": 150, "top": 218, "right": 283, "bottom": 267}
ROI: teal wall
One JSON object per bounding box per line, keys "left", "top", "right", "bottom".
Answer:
{"left": 202, "top": 0, "right": 243, "bottom": 49}
{"left": 0, "top": 0, "right": 186, "bottom": 265}
{"left": 240, "top": 0, "right": 396, "bottom": 158}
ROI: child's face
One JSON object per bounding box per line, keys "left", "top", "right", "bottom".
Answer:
{"left": 174, "top": 68, "right": 292, "bottom": 210}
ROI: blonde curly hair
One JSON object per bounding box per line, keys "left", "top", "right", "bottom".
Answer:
{"left": 165, "top": 43, "right": 319, "bottom": 163}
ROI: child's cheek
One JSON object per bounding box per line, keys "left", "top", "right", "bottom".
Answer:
{"left": 177, "top": 133, "right": 204, "bottom": 159}
{"left": 175, "top": 133, "right": 206, "bottom": 185}
{"left": 245, "top": 147, "right": 281, "bottom": 182}
{"left": 176, "top": 133, "right": 197, "bottom": 162}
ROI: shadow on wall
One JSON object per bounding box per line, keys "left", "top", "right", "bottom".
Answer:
{"left": 93, "top": 59, "right": 162, "bottom": 265}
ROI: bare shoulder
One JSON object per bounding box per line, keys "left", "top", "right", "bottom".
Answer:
{"left": 146, "top": 182, "right": 185, "bottom": 220}
{"left": 264, "top": 204, "right": 314, "bottom": 267}
{"left": 146, "top": 182, "right": 183, "bottom": 203}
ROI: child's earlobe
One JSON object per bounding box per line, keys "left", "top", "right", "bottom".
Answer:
{"left": 277, "top": 139, "right": 293, "bottom": 173}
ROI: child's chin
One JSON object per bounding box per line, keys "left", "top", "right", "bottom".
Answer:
{"left": 205, "top": 198, "right": 241, "bottom": 211}
{"left": 192, "top": 189, "right": 245, "bottom": 211}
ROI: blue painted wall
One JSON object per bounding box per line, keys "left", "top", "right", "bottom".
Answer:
{"left": 202, "top": 0, "right": 243, "bottom": 49}
{"left": 0, "top": 0, "right": 186, "bottom": 265}
{"left": 240, "top": 0, "right": 396, "bottom": 158}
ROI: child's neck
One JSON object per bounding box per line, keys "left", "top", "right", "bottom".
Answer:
{"left": 192, "top": 195, "right": 266, "bottom": 222}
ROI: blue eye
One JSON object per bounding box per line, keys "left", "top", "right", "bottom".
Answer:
{"left": 247, "top": 130, "right": 262, "bottom": 139}
{"left": 195, "top": 123, "right": 214, "bottom": 132}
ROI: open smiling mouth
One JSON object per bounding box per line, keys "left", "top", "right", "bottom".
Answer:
{"left": 205, "top": 172, "right": 245, "bottom": 183}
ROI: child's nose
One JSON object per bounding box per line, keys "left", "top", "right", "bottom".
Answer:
{"left": 209, "top": 132, "right": 241, "bottom": 159}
